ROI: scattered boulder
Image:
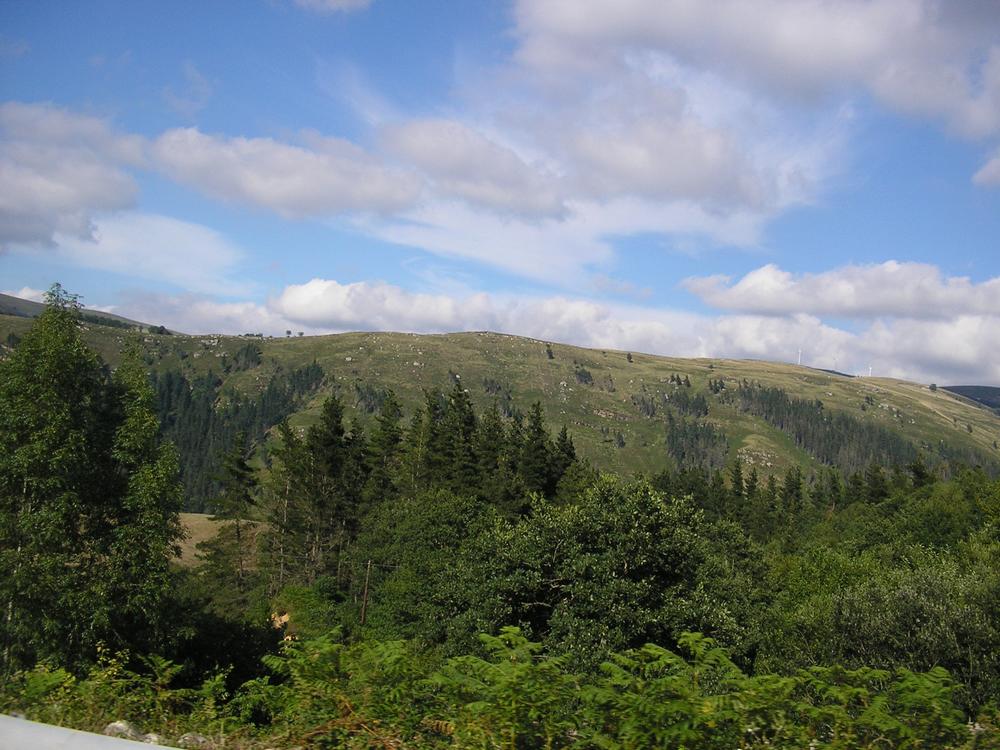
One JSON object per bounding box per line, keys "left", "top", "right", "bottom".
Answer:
{"left": 142, "top": 732, "right": 163, "bottom": 744}
{"left": 103, "top": 720, "right": 141, "bottom": 740}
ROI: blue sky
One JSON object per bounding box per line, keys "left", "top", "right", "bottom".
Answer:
{"left": 2, "top": 0, "right": 999, "bottom": 383}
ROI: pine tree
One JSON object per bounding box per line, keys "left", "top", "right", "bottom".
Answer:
{"left": 363, "top": 391, "right": 404, "bottom": 508}
{"left": 302, "top": 393, "right": 353, "bottom": 582}
{"left": 212, "top": 431, "right": 258, "bottom": 589}
{"left": 340, "top": 418, "right": 370, "bottom": 531}
{"left": 729, "top": 459, "right": 745, "bottom": 502}
{"left": 308, "top": 394, "right": 347, "bottom": 480}
{"left": 259, "top": 422, "right": 311, "bottom": 593}
{"left": 417, "top": 389, "right": 449, "bottom": 489}
{"left": 552, "top": 425, "right": 577, "bottom": 484}
{"left": 520, "top": 402, "right": 553, "bottom": 495}
{"left": 474, "top": 402, "right": 515, "bottom": 508}
{"left": 443, "top": 381, "right": 478, "bottom": 492}
{"left": 744, "top": 466, "right": 759, "bottom": 503}
{"left": 781, "top": 466, "right": 804, "bottom": 520}
{"left": 863, "top": 463, "right": 889, "bottom": 504}
{"left": 399, "top": 407, "right": 426, "bottom": 495}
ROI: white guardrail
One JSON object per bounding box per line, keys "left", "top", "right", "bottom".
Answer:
{"left": 0, "top": 714, "right": 174, "bottom": 748}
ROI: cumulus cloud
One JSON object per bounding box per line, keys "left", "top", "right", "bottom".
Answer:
{"left": 973, "top": 149, "right": 1000, "bottom": 187}
{"left": 272, "top": 277, "right": 484, "bottom": 331}
{"left": 382, "top": 119, "right": 566, "bottom": 217}
{"left": 114, "top": 292, "right": 289, "bottom": 335}
{"left": 362, "top": 5, "right": 848, "bottom": 278}
{"left": 194, "top": 276, "right": 996, "bottom": 383}
{"left": 515, "top": 0, "right": 1000, "bottom": 139}
{"left": 151, "top": 127, "right": 421, "bottom": 217}
{"left": 97, "top": 266, "right": 999, "bottom": 383}
{"left": 47, "top": 213, "right": 250, "bottom": 296}
{"left": 2, "top": 286, "right": 45, "bottom": 302}
{"left": 0, "top": 102, "right": 144, "bottom": 248}
{"left": 293, "top": 0, "right": 372, "bottom": 13}
{"left": 861, "top": 315, "right": 1000, "bottom": 383}
{"left": 684, "top": 262, "right": 1000, "bottom": 319}
{"left": 567, "top": 115, "right": 762, "bottom": 207}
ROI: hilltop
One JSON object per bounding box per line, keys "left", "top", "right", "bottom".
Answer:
{"left": 3, "top": 308, "right": 998, "bottom": 498}
{"left": 0, "top": 291, "right": 155, "bottom": 332}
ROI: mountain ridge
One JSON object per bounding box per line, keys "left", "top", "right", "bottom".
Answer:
{"left": 2, "top": 312, "right": 998, "bottom": 502}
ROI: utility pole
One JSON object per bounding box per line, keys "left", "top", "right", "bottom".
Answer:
{"left": 360, "top": 559, "right": 372, "bottom": 625}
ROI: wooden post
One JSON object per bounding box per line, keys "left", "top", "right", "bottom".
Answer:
{"left": 360, "top": 559, "right": 372, "bottom": 625}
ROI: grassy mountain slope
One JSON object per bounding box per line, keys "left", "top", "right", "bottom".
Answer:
{"left": 944, "top": 385, "right": 1000, "bottom": 414}
{"left": 3, "top": 314, "right": 998, "bottom": 479}
{"left": 0, "top": 292, "right": 152, "bottom": 331}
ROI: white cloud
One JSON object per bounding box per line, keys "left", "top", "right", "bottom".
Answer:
{"left": 382, "top": 119, "right": 566, "bottom": 217}
{"left": 567, "top": 115, "right": 761, "bottom": 207}
{"left": 860, "top": 315, "right": 1000, "bottom": 383}
{"left": 370, "top": 196, "right": 766, "bottom": 285}
{"left": 316, "top": 60, "right": 397, "bottom": 127}
{"left": 293, "top": 0, "right": 372, "bottom": 12}
{"left": 263, "top": 276, "right": 1000, "bottom": 383}
{"left": 163, "top": 62, "right": 213, "bottom": 119}
{"left": 360, "top": 9, "right": 847, "bottom": 280}
{"left": 1, "top": 286, "right": 45, "bottom": 302}
{"left": 272, "top": 277, "right": 481, "bottom": 331}
{"left": 152, "top": 127, "right": 421, "bottom": 217}
{"left": 684, "top": 262, "right": 1000, "bottom": 319}
{"left": 515, "top": 0, "right": 1000, "bottom": 139}
{"left": 114, "top": 293, "right": 289, "bottom": 335}
{"left": 973, "top": 149, "right": 1000, "bottom": 187}
{"left": 45, "top": 213, "right": 250, "bottom": 296}
{"left": 104, "top": 268, "right": 1000, "bottom": 383}
{"left": 0, "top": 102, "right": 144, "bottom": 248}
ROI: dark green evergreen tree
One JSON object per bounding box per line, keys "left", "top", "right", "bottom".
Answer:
{"left": 729, "top": 459, "right": 745, "bottom": 503}
{"left": 552, "top": 425, "right": 577, "bottom": 483}
{"left": 416, "top": 389, "right": 449, "bottom": 489}
{"left": 474, "top": 401, "right": 523, "bottom": 512}
{"left": 211, "top": 431, "right": 258, "bottom": 590}
{"left": 519, "top": 402, "right": 552, "bottom": 495}
{"left": 362, "top": 391, "right": 404, "bottom": 508}
{"left": 443, "top": 381, "right": 478, "bottom": 492}
{"left": 863, "top": 463, "right": 890, "bottom": 504}
{"left": 259, "top": 421, "right": 311, "bottom": 594}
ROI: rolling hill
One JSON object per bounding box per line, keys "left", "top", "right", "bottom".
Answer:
{"left": 3, "top": 307, "right": 999, "bottom": 509}
{"left": 943, "top": 385, "right": 1000, "bottom": 415}
{"left": 0, "top": 292, "right": 158, "bottom": 333}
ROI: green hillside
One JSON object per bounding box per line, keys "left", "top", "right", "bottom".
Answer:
{"left": 0, "top": 291, "right": 153, "bottom": 331}
{"left": 3, "top": 313, "right": 998, "bottom": 499}
{"left": 944, "top": 385, "right": 1000, "bottom": 414}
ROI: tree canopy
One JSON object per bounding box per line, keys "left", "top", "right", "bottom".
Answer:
{"left": 0, "top": 285, "right": 182, "bottom": 672}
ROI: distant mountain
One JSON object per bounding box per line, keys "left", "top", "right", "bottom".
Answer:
{"left": 0, "top": 292, "right": 155, "bottom": 331}
{"left": 3, "top": 313, "right": 999, "bottom": 510}
{"left": 943, "top": 385, "right": 1000, "bottom": 414}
